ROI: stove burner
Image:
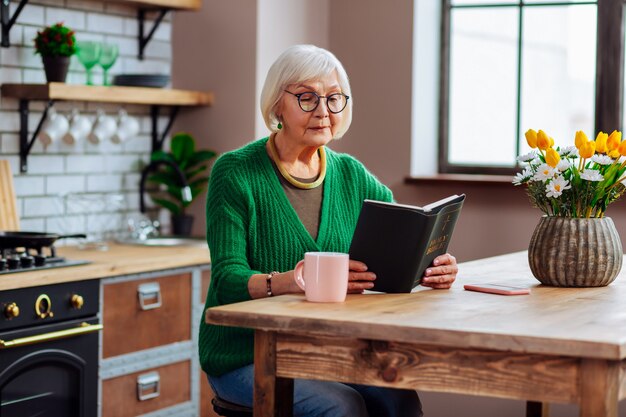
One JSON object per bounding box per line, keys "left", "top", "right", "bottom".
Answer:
{"left": 0, "top": 245, "right": 90, "bottom": 275}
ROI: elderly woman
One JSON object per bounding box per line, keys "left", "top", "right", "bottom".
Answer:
{"left": 199, "top": 44, "right": 458, "bottom": 417}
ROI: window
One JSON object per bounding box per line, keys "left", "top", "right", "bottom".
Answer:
{"left": 438, "top": 0, "right": 622, "bottom": 175}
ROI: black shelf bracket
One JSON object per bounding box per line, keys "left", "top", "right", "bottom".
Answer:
{"left": 138, "top": 8, "right": 168, "bottom": 60}
{"left": 151, "top": 105, "right": 179, "bottom": 153}
{"left": 1, "top": 0, "right": 28, "bottom": 47}
{"left": 19, "top": 99, "right": 55, "bottom": 173}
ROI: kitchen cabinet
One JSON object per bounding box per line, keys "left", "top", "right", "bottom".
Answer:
{"left": 100, "top": 265, "right": 209, "bottom": 417}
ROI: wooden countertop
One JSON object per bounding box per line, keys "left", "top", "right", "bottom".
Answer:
{"left": 0, "top": 243, "right": 210, "bottom": 291}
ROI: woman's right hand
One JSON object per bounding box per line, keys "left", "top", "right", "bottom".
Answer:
{"left": 347, "top": 260, "right": 376, "bottom": 293}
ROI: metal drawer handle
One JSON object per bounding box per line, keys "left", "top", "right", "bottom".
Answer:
{"left": 0, "top": 322, "right": 103, "bottom": 349}
{"left": 137, "top": 371, "right": 160, "bottom": 401}
{"left": 137, "top": 282, "right": 162, "bottom": 310}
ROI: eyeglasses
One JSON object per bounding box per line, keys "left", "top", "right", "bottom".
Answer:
{"left": 283, "top": 90, "right": 350, "bottom": 114}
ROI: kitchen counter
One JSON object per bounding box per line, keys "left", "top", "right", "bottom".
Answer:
{"left": 0, "top": 242, "right": 211, "bottom": 291}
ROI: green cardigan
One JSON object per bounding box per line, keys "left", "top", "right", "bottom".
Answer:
{"left": 199, "top": 137, "right": 393, "bottom": 376}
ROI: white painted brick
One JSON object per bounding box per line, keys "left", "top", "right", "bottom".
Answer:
{"left": 104, "top": 154, "right": 141, "bottom": 173}
{"left": 0, "top": 67, "right": 21, "bottom": 83}
{"left": 87, "top": 174, "right": 123, "bottom": 192}
{"left": 65, "top": 0, "right": 104, "bottom": 12}
{"left": 0, "top": 133, "right": 19, "bottom": 153}
{"left": 0, "top": 111, "right": 20, "bottom": 132}
{"left": 66, "top": 154, "right": 105, "bottom": 173}
{"left": 107, "top": 35, "right": 136, "bottom": 58}
{"left": 20, "top": 218, "right": 44, "bottom": 231}
{"left": 0, "top": 156, "right": 19, "bottom": 174}
{"left": 46, "top": 175, "right": 85, "bottom": 194}
{"left": 27, "top": 155, "right": 64, "bottom": 174}
{"left": 46, "top": 8, "right": 86, "bottom": 31}
{"left": 143, "top": 41, "right": 171, "bottom": 60}
{"left": 124, "top": 192, "right": 139, "bottom": 211}
{"left": 154, "top": 21, "right": 171, "bottom": 42}
{"left": 74, "top": 32, "right": 104, "bottom": 43}
{"left": 13, "top": 176, "right": 45, "bottom": 196}
{"left": 46, "top": 214, "right": 86, "bottom": 234}
{"left": 23, "top": 68, "right": 47, "bottom": 83}
{"left": 22, "top": 26, "right": 39, "bottom": 48}
{"left": 121, "top": 134, "right": 151, "bottom": 152}
{"left": 13, "top": 4, "right": 44, "bottom": 26}
{"left": 86, "top": 14, "right": 124, "bottom": 35}
{"left": 23, "top": 196, "right": 64, "bottom": 217}
{"left": 120, "top": 57, "right": 170, "bottom": 76}
{"left": 1, "top": 46, "right": 39, "bottom": 68}
{"left": 123, "top": 17, "right": 138, "bottom": 37}
{"left": 123, "top": 172, "right": 141, "bottom": 191}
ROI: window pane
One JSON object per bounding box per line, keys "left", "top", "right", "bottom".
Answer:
{"left": 448, "top": 8, "right": 519, "bottom": 166}
{"left": 519, "top": 5, "right": 596, "bottom": 153}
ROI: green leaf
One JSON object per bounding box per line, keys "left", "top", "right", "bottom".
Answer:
{"left": 184, "top": 165, "right": 208, "bottom": 181}
{"left": 151, "top": 197, "right": 182, "bottom": 215}
{"left": 147, "top": 172, "right": 179, "bottom": 188}
{"left": 171, "top": 133, "right": 195, "bottom": 166}
{"left": 188, "top": 150, "right": 217, "bottom": 168}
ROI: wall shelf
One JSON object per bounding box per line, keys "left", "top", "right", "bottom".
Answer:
{"left": 1, "top": 0, "right": 200, "bottom": 56}
{"left": 0, "top": 83, "right": 214, "bottom": 172}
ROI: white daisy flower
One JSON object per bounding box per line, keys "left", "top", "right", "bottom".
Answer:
{"left": 545, "top": 175, "right": 571, "bottom": 198}
{"left": 556, "top": 160, "right": 571, "bottom": 172}
{"left": 591, "top": 154, "right": 614, "bottom": 165}
{"left": 580, "top": 169, "right": 604, "bottom": 182}
{"left": 559, "top": 146, "right": 579, "bottom": 158}
{"left": 517, "top": 151, "right": 538, "bottom": 163}
{"left": 533, "top": 163, "right": 556, "bottom": 182}
{"left": 512, "top": 167, "right": 533, "bottom": 185}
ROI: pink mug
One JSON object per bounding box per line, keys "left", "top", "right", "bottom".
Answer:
{"left": 294, "top": 252, "right": 349, "bottom": 302}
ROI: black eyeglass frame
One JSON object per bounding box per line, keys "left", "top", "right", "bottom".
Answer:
{"left": 283, "top": 90, "right": 350, "bottom": 114}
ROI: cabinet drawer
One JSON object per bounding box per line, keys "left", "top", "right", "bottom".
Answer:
{"left": 102, "top": 360, "right": 190, "bottom": 417}
{"left": 103, "top": 273, "right": 191, "bottom": 358}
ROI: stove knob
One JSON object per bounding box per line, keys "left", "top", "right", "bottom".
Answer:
{"left": 70, "top": 294, "right": 84, "bottom": 310}
{"left": 4, "top": 302, "right": 19, "bottom": 319}
{"left": 0, "top": 259, "right": 6, "bottom": 270}
{"left": 20, "top": 256, "right": 34, "bottom": 268}
{"left": 34, "top": 255, "right": 46, "bottom": 267}
{"left": 7, "top": 258, "right": 20, "bottom": 270}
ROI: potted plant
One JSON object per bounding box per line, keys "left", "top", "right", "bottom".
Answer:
{"left": 514, "top": 129, "right": 626, "bottom": 287}
{"left": 146, "top": 132, "right": 217, "bottom": 236}
{"left": 33, "top": 22, "right": 76, "bottom": 83}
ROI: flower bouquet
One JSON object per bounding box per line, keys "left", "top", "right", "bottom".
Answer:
{"left": 515, "top": 129, "right": 624, "bottom": 287}
{"left": 514, "top": 129, "right": 626, "bottom": 218}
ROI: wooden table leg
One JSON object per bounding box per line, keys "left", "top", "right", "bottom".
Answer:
{"left": 526, "top": 401, "right": 549, "bottom": 417}
{"left": 254, "top": 330, "right": 294, "bottom": 417}
{"left": 579, "top": 359, "right": 618, "bottom": 417}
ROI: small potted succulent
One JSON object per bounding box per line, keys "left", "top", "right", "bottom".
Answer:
{"left": 33, "top": 22, "right": 76, "bottom": 83}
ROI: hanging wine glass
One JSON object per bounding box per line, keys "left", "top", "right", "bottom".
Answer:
{"left": 76, "top": 41, "right": 101, "bottom": 85}
{"left": 98, "top": 43, "right": 119, "bottom": 86}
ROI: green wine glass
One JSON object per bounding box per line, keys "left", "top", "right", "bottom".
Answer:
{"left": 76, "top": 41, "right": 101, "bottom": 85}
{"left": 98, "top": 43, "right": 119, "bottom": 86}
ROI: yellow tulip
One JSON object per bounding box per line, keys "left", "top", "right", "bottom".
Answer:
{"left": 609, "top": 149, "right": 620, "bottom": 158}
{"left": 525, "top": 129, "right": 538, "bottom": 149}
{"left": 619, "top": 140, "right": 626, "bottom": 156}
{"left": 607, "top": 130, "right": 622, "bottom": 151}
{"left": 545, "top": 148, "right": 561, "bottom": 168}
{"left": 575, "top": 130, "right": 588, "bottom": 149}
{"left": 537, "top": 130, "right": 551, "bottom": 150}
{"left": 580, "top": 141, "right": 596, "bottom": 159}
{"left": 549, "top": 137, "right": 554, "bottom": 147}
{"left": 595, "top": 131, "right": 608, "bottom": 153}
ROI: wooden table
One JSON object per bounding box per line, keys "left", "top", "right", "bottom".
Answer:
{"left": 205, "top": 251, "right": 626, "bottom": 417}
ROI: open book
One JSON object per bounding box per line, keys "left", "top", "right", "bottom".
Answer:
{"left": 348, "top": 194, "right": 465, "bottom": 293}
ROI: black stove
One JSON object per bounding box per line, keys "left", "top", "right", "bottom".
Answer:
{"left": 0, "top": 247, "right": 90, "bottom": 275}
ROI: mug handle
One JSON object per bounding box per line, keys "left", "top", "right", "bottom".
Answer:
{"left": 294, "top": 260, "right": 306, "bottom": 291}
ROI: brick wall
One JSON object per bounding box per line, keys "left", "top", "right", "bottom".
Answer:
{"left": 0, "top": 0, "right": 172, "bottom": 242}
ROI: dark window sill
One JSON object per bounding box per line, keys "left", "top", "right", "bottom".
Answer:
{"left": 404, "top": 174, "right": 514, "bottom": 186}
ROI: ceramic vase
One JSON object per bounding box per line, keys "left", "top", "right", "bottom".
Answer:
{"left": 528, "top": 216, "right": 623, "bottom": 287}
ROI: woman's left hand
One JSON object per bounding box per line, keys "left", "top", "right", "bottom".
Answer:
{"left": 420, "top": 253, "right": 457, "bottom": 289}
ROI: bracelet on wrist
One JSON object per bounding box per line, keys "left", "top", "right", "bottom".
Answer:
{"left": 266, "top": 271, "right": 279, "bottom": 297}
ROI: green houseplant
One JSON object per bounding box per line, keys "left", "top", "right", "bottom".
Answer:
{"left": 147, "top": 132, "right": 217, "bottom": 236}
{"left": 33, "top": 22, "right": 76, "bottom": 83}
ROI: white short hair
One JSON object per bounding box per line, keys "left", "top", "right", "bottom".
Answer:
{"left": 260, "top": 44, "right": 353, "bottom": 139}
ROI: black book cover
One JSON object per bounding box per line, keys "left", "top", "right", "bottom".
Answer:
{"left": 348, "top": 194, "right": 465, "bottom": 293}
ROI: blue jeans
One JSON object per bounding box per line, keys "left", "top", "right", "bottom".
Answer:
{"left": 208, "top": 364, "right": 423, "bottom": 417}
